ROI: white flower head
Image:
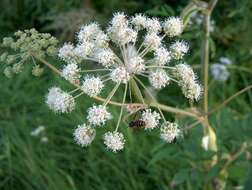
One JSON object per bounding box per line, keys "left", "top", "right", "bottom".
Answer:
{"left": 211, "top": 64, "right": 230, "bottom": 82}
{"left": 141, "top": 109, "right": 161, "bottom": 130}
{"left": 154, "top": 47, "right": 171, "bottom": 66}
{"left": 78, "top": 23, "right": 100, "bottom": 42}
{"left": 74, "top": 124, "right": 96, "bottom": 147}
{"left": 160, "top": 121, "right": 181, "bottom": 143}
{"left": 103, "top": 131, "right": 125, "bottom": 152}
{"left": 131, "top": 14, "right": 147, "bottom": 30}
{"left": 170, "top": 41, "right": 189, "bottom": 59}
{"left": 111, "top": 12, "right": 128, "bottom": 29}
{"left": 149, "top": 69, "right": 170, "bottom": 89}
{"left": 46, "top": 87, "right": 75, "bottom": 113}
{"left": 58, "top": 43, "right": 76, "bottom": 62}
{"left": 94, "top": 49, "right": 116, "bottom": 67}
{"left": 126, "top": 56, "right": 145, "bottom": 74}
{"left": 61, "top": 63, "right": 80, "bottom": 84}
{"left": 163, "top": 17, "right": 183, "bottom": 37}
{"left": 143, "top": 33, "right": 161, "bottom": 51}
{"left": 174, "top": 63, "right": 196, "bottom": 83}
{"left": 145, "top": 18, "right": 161, "bottom": 33}
{"left": 95, "top": 32, "right": 109, "bottom": 48}
{"left": 87, "top": 105, "right": 112, "bottom": 126}
{"left": 110, "top": 67, "right": 130, "bottom": 84}
{"left": 108, "top": 27, "right": 137, "bottom": 45}
{"left": 182, "top": 81, "right": 202, "bottom": 101}
{"left": 74, "top": 42, "right": 94, "bottom": 58}
{"left": 81, "top": 76, "right": 104, "bottom": 97}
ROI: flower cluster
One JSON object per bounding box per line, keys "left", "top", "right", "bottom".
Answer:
{"left": 0, "top": 29, "right": 58, "bottom": 78}
{"left": 211, "top": 57, "right": 232, "bottom": 82}
{"left": 42, "top": 12, "right": 199, "bottom": 152}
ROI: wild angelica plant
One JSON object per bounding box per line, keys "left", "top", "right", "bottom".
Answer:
{"left": 1, "top": 13, "right": 201, "bottom": 153}
{"left": 2, "top": 0, "right": 252, "bottom": 188}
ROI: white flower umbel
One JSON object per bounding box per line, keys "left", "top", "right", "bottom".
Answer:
{"left": 53, "top": 12, "right": 199, "bottom": 151}
{"left": 141, "top": 109, "right": 161, "bottom": 130}
{"left": 163, "top": 17, "right": 183, "bottom": 37}
{"left": 149, "top": 69, "right": 170, "bottom": 89}
{"left": 160, "top": 122, "right": 181, "bottom": 143}
{"left": 103, "top": 131, "right": 125, "bottom": 152}
{"left": 61, "top": 63, "right": 80, "bottom": 83}
{"left": 81, "top": 76, "right": 104, "bottom": 97}
{"left": 110, "top": 67, "right": 130, "bottom": 84}
{"left": 46, "top": 87, "right": 75, "bottom": 113}
{"left": 170, "top": 41, "right": 189, "bottom": 60}
{"left": 74, "top": 124, "right": 96, "bottom": 147}
{"left": 87, "top": 105, "right": 112, "bottom": 126}
{"left": 154, "top": 47, "right": 171, "bottom": 66}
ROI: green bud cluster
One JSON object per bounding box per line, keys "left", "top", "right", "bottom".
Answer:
{"left": 0, "top": 28, "right": 59, "bottom": 78}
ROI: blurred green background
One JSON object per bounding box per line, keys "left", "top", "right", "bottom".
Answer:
{"left": 0, "top": 0, "right": 252, "bottom": 189}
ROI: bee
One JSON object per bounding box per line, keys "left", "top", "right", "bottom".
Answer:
{"left": 128, "top": 119, "right": 146, "bottom": 128}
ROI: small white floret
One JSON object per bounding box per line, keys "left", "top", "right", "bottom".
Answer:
{"left": 61, "top": 63, "right": 80, "bottom": 84}
{"left": 170, "top": 41, "right": 189, "bottom": 59}
{"left": 160, "top": 122, "right": 181, "bottom": 143}
{"left": 149, "top": 69, "right": 170, "bottom": 89}
{"left": 110, "top": 67, "right": 130, "bottom": 84}
{"left": 87, "top": 105, "right": 112, "bottom": 126}
{"left": 154, "top": 47, "right": 171, "bottom": 66}
{"left": 103, "top": 131, "right": 125, "bottom": 152}
{"left": 74, "top": 124, "right": 96, "bottom": 147}
{"left": 46, "top": 87, "right": 75, "bottom": 113}
{"left": 163, "top": 17, "right": 183, "bottom": 37}
{"left": 131, "top": 14, "right": 147, "bottom": 30}
{"left": 81, "top": 76, "right": 104, "bottom": 97}
{"left": 141, "top": 109, "right": 161, "bottom": 130}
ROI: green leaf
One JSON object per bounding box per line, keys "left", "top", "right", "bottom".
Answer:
{"left": 129, "top": 78, "right": 145, "bottom": 103}
{"left": 171, "top": 168, "right": 191, "bottom": 185}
